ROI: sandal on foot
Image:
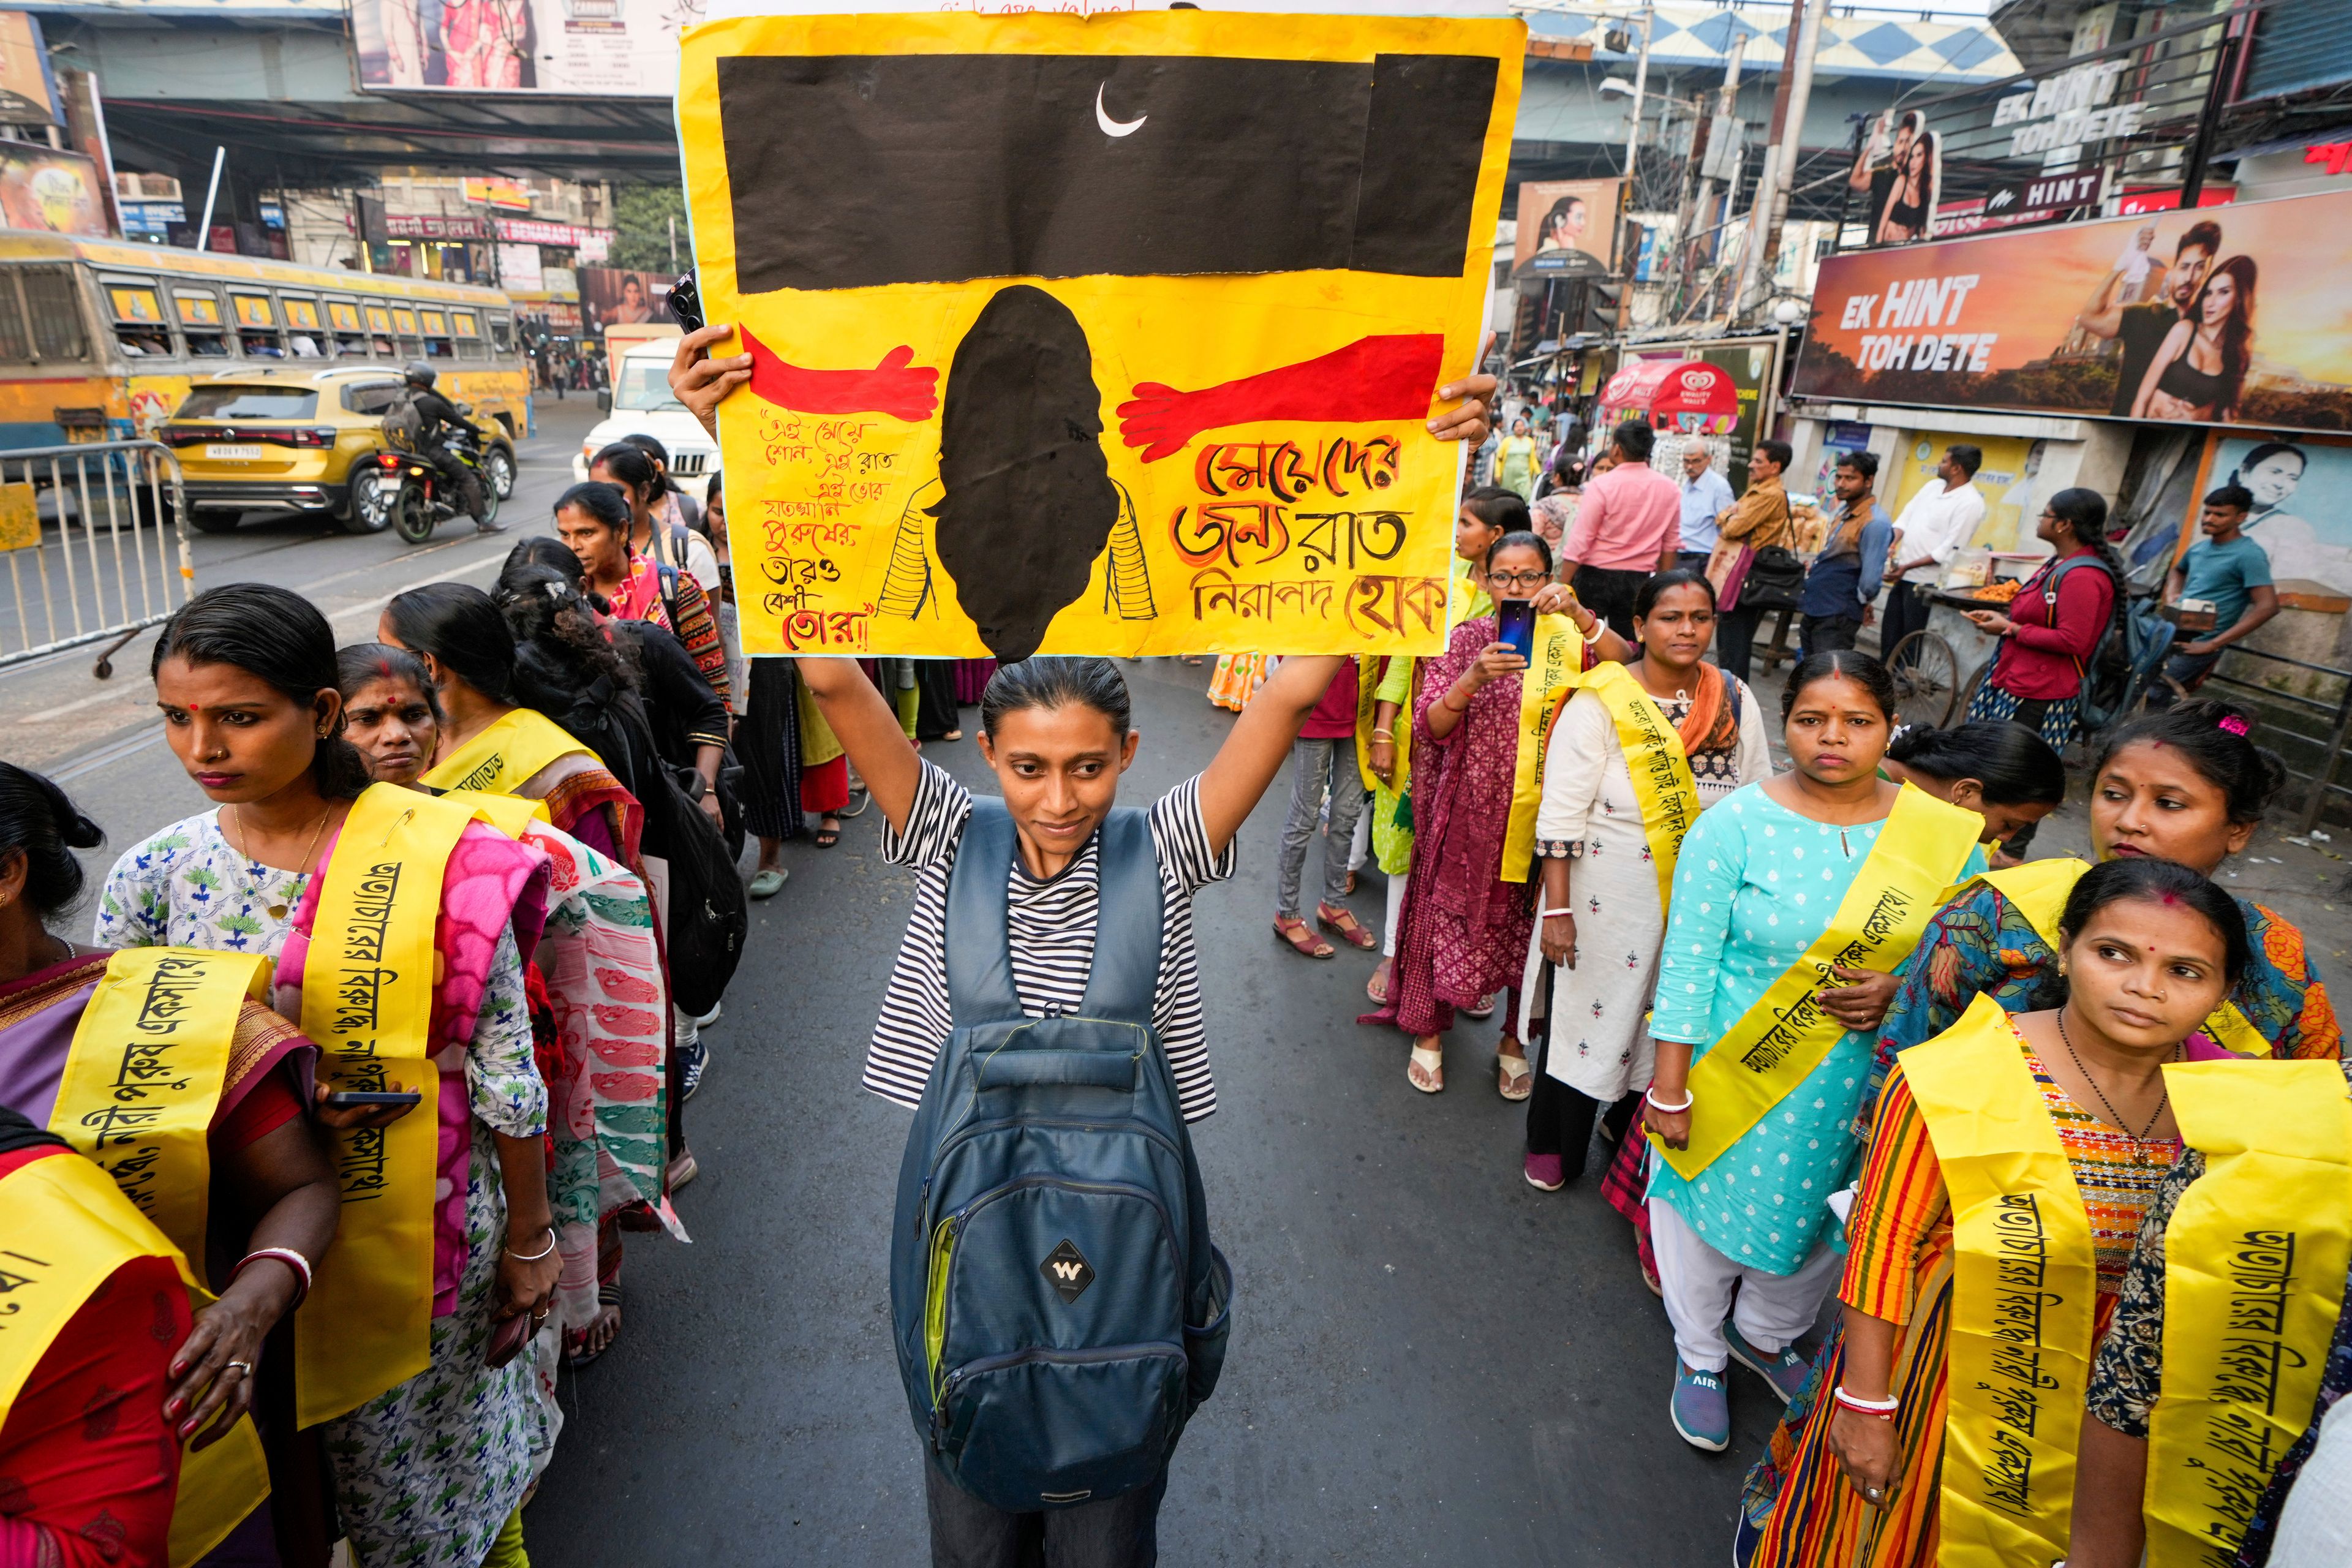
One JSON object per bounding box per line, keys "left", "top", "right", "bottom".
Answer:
{"left": 941, "top": 729, "right": 963, "bottom": 742}
{"left": 748, "top": 868, "right": 787, "bottom": 899}
{"left": 1316, "top": 902, "right": 1378, "bottom": 951}
{"left": 1365, "top": 956, "right": 1393, "bottom": 1005}
{"left": 1498, "top": 1051, "right": 1533, "bottom": 1101}
{"left": 1462, "top": 993, "right": 1498, "bottom": 1021}
{"left": 1408, "top": 1045, "right": 1445, "bottom": 1093}
{"left": 813, "top": 815, "right": 841, "bottom": 848}
{"left": 1273, "top": 916, "right": 1335, "bottom": 959}
{"left": 567, "top": 1284, "right": 623, "bottom": 1369}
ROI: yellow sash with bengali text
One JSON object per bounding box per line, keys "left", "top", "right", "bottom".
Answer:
{"left": 420, "top": 706, "right": 593, "bottom": 797}
{"left": 1973, "top": 860, "right": 2271, "bottom": 1057}
{"left": 292, "top": 784, "right": 475, "bottom": 1428}
{"left": 2144, "top": 1059, "right": 2352, "bottom": 1568}
{"left": 441, "top": 788, "right": 550, "bottom": 839}
{"left": 49, "top": 948, "right": 271, "bottom": 1267}
{"left": 1654, "top": 785, "right": 1981, "bottom": 1181}
{"left": 1906, "top": 994, "right": 2099, "bottom": 1567}
{"left": 1569, "top": 662, "right": 1700, "bottom": 910}
{"left": 0, "top": 1151, "right": 273, "bottom": 1567}
{"left": 1502, "top": 614, "right": 1582, "bottom": 884}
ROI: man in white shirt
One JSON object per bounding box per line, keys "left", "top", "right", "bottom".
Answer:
{"left": 1880, "top": 443, "right": 1986, "bottom": 662}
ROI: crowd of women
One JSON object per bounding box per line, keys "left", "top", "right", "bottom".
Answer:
{"left": 8, "top": 376, "right": 2350, "bottom": 1565}
{"left": 0, "top": 428, "right": 921, "bottom": 1566}
{"left": 1243, "top": 474, "right": 2345, "bottom": 1565}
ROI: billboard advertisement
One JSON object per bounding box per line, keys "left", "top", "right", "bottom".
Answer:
{"left": 0, "top": 12, "right": 59, "bottom": 125}
{"left": 352, "top": 0, "right": 702, "bottom": 94}
{"left": 1846, "top": 107, "right": 1942, "bottom": 247}
{"left": 581, "top": 267, "right": 674, "bottom": 334}
{"left": 0, "top": 146, "right": 107, "bottom": 238}
{"left": 1793, "top": 191, "right": 2352, "bottom": 435}
{"left": 2202, "top": 434, "right": 2352, "bottom": 598}
{"left": 1511, "top": 177, "right": 1620, "bottom": 279}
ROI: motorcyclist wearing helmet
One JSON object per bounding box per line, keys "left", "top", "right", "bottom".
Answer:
{"left": 401, "top": 361, "right": 502, "bottom": 533}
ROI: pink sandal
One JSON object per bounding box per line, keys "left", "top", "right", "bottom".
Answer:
{"left": 1273, "top": 915, "right": 1335, "bottom": 960}
{"left": 1316, "top": 902, "right": 1377, "bottom": 951}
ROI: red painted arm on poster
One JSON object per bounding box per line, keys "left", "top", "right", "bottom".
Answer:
{"left": 1115, "top": 334, "right": 1447, "bottom": 463}
{"left": 740, "top": 326, "right": 940, "bottom": 422}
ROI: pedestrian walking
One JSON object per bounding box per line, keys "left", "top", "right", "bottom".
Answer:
{"left": 98, "top": 584, "right": 560, "bottom": 1568}
{"left": 1676, "top": 443, "right": 1734, "bottom": 573}
{"left": 1363, "top": 530, "right": 1621, "bottom": 1099}
{"left": 1640, "top": 652, "right": 1981, "bottom": 1454}
{"left": 803, "top": 652, "right": 1355, "bottom": 1562}
{"left": 1706, "top": 439, "right": 1796, "bottom": 684}
{"left": 1879, "top": 443, "right": 1984, "bottom": 660}
{"left": 1958, "top": 488, "right": 2121, "bottom": 752}
{"left": 1796, "top": 451, "right": 1892, "bottom": 660}
{"left": 1739, "top": 861, "right": 2242, "bottom": 1567}
{"left": 557, "top": 478, "right": 733, "bottom": 713}
{"left": 1518, "top": 570, "right": 1770, "bottom": 1191}
{"left": 1269, "top": 653, "right": 1376, "bottom": 959}
{"left": 1558, "top": 420, "right": 1682, "bottom": 639}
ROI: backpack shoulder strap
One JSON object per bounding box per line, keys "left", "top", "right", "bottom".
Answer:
{"left": 944, "top": 797, "right": 1022, "bottom": 1022}
{"left": 1079, "top": 806, "right": 1164, "bottom": 1025}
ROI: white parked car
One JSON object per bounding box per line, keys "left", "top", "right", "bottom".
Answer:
{"left": 573, "top": 340, "right": 718, "bottom": 500}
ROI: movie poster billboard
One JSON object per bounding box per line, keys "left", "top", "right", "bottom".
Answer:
{"left": 581, "top": 268, "right": 674, "bottom": 334}
{"left": 1512, "top": 177, "right": 1620, "bottom": 280}
{"left": 352, "top": 0, "right": 702, "bottom": 94}
{"left": 2201, "top": 434, "right": 2352, "bottom": 598}
{"left": 681, "top": 9, "right": 1522, "bottom": 662}
{"left": 0, "top": 146, "right": 107, "bottom": 238}
{"left": 1847, "top": 107, "right": 1942, "bottom": 247}
{"left": 1792, "top": 191, "right": 2352, "bottom": 436}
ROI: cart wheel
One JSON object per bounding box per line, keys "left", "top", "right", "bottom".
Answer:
{"left": 1886, "top": 631, "right": 1960, "bottom": 729}
{"left": 93, "top": 657, "right": 112, "bottom": 679}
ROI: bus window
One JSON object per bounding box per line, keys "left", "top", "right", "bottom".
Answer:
{"left": 107, "top": 279, "right": 172, "bottom": 358}
{"left": 231, "top": 293, "right": 285, "bottom": 358}
{"left": 452, "top": 308, "right": 485, "bottom": 360}
{"left": 172, "top": 287, "right": 232, "bottom": 358}
{"left": 420, "top": 307, "right": 453, "bottom": 360}
{"left": 326, "top": 299, "right": 369, "bottom": 356}
{"left": 0, "top": 275, "right": 28, "bottom": 361}
{"left": 364, "top": 304, "right": 393, "bottom": 336}
{"left": 19, "top": 269, "right": 88, "bottom": 362}
{"left": 489, "top": 314, "right": 514, "bottom": 355}
{"left": 392, "top": 307, "right": 419, "bottom": 337}
{"left": 281, "top": 297, "right": 328, "bottom": 358}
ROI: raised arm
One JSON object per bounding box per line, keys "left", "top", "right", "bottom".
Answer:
{"left": 1196, "top": 654, "right": 1345, "bottom": 855}
{"left": 796, "top": 657, "right": 924, "bottom": 834}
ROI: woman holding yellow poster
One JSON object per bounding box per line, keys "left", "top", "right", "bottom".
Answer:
{"left": 1641, "top": 652, "right": 1983, "bottom": 1454}
{"left": 1517, "top": 568, "right": 1770, "bottom": 1191}
{"left": 0, "top": 763, "right": 338, "bottom": 1567}
{"left": 96, "top": 585, "right": 562, "bottom": 1568}
{"left": 1741, "top": 858, "right": 2248, "bottom": 1568}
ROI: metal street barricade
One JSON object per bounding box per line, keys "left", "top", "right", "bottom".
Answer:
{"left": 0, "top": 440, "right": 192, "bottom": 676}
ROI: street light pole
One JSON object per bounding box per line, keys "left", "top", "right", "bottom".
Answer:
{"left": 1622, "top": 1, "right": 1654, "bottom": 186}
{"left": 1732, "top": 0, "right": 1826, "bottom": 318}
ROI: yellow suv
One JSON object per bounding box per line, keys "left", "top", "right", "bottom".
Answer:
{"left": 160, "top": 366, "right": 517, "bottom": 535}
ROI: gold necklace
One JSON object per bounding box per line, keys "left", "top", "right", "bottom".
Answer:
{"left": 229, "top": 804, "right": 331, "bottom": 921}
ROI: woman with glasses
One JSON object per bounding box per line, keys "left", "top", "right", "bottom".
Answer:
{"left": 1363, "top": 529, "right": 1626, "bottom": 1098}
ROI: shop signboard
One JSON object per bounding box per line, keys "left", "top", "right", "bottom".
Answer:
{"left": 1793, "top": 191, "right": 2352, "bottom": 436}
{"left": 0, "top": 145, "right": 107, "bottom": 238}
{"left": 582, "top": 267, "right": 674, "bottom": 332}
{"left": 0, "top": 12, "right": 58, "bottom": 124}
{"left": 352, "top": 0, "right": 702, "bottom": 94}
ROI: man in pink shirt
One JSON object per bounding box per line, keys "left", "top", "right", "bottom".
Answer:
{"left": 1559, "top": 420, "right": 1684, "bottom": 637}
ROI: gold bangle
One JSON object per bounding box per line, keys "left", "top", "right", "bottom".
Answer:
{"left": 1370, "top": 729, "right": 1393, "bottom": 739}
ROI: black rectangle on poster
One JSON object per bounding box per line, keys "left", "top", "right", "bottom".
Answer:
{"left": 717, "top": 51, "right": 1497, "bottom": 293}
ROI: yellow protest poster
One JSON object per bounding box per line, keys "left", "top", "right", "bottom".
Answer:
{"left": 678, "top": 10, "right": 1523, "bottom": 660}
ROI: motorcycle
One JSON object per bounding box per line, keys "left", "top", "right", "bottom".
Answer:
{"left": 360, "top": 408, "right": 499, "bottom": 545}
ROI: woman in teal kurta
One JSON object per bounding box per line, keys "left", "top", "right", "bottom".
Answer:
{"left": 1638, "top": 654, "right": 1985, "bottom": 1453}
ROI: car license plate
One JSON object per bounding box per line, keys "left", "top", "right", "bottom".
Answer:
{"left": 207, "top": 443, "right": 264, "bottom": 460}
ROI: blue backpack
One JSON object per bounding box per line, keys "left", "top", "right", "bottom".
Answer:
{"left": 889, "top": 799, "right": 1232, "bottom": 1512}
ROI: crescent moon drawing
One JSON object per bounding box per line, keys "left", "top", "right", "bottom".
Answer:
{"left": 1095, "top": 83, "right": 1146, "bottom": 138}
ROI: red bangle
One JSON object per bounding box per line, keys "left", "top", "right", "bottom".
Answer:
{"left": 1834, "top": 1386, "right": 1898, "bottom": 1419}
{"left": 232, "top": 1247, "right": 313, "bottom": 1309}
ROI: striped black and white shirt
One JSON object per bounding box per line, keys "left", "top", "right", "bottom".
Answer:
{"left": 861, "top": 760, "right": 1237, "bottom": 1123}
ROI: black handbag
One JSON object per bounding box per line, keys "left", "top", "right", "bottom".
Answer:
{"left": 1738, "top": 490, "right": 1804, "bottom": 611}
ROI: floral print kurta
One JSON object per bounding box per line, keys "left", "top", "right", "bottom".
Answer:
{"left": 97, "top": 809, "right": 548, "bottom": 1568}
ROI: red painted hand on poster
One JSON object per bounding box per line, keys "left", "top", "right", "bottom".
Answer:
{"left": 1116, "top": 333, "right": 1447, "bottom": 462}
{"left": 740, "top": 326, "right": 940, "bottom": 421}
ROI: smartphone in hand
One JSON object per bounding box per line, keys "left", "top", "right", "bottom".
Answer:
{"left": 323, "top": 1090, "right": 423, "bottom": 1110}
{"left": 1496, "top": 598, "right": 1537, "bottom": 664}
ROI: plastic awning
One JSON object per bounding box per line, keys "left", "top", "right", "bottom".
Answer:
{"left": 1597, "top": 360, "right": 1740, "bottom": 434}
